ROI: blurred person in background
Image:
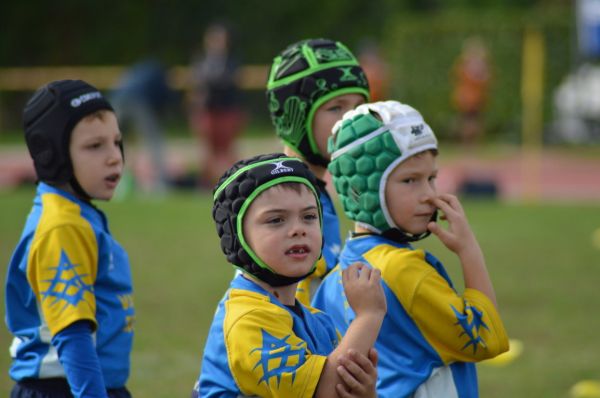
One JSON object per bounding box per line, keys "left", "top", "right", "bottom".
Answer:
{"left": 451, "top": 36, "right": 491, "bottom": 147}
{"left": 358, "top": 39, "right": 391, "bottom": 102}
{"left": 188, "top": 22, "right": 246, "bottom": 188}
{"left": 111, "top": 58, "right": 175, "bottom": 194}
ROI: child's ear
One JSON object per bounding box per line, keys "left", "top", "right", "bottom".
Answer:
{"left": 28, "top": 131, "right": 55, "bottom": 167}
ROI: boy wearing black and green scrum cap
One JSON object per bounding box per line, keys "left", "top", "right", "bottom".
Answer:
{"left": 266, "top": 38, "right": 370, "bottom": 304}
{"left": 192, "top": 153, "right": 386, "bottom": 398}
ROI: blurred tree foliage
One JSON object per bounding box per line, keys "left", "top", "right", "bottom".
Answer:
{"left": 384, "top": 5, "right": 574, "bottom": 140}
{"left": 0, "top": 1, "right": 575, "bottom": 140}
{"left": 0, "top": 0, "right": 569, "bottom": 66}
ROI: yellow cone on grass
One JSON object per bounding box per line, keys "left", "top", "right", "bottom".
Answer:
{"left": 570, "top": 380, "right": 600, "bottom": 398}
{"left": 481, "top": 339, "right": 523, "bottom": 367}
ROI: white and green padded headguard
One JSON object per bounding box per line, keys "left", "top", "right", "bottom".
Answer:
{"left": 328, "top": 101, "right": 438, "bottom": 239}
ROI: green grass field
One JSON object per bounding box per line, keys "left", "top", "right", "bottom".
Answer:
{"left": 1, "top": 187, "right": 599, "bottom": 397}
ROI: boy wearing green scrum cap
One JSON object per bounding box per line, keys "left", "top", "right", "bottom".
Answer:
{"left": 192, "top": 153, "right": 386, "bottom": 398}
{"left": 313, "top": 101, "right": 509, "bottom": 397}
{"left": 266, "top": 38, "right": 370, "bottom": 305}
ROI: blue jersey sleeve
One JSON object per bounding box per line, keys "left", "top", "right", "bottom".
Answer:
{"left": 51, "top": 321, "right": 108, "bottom": 398}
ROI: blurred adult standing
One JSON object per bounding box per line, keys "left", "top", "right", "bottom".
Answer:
{"left": 358, "top": 39, "right": 391, "bottom": 102}
{"left": 451, "top": 36, "right": 491, "bottom": 146}
{"left": 188, "top": 22, "right": 246, "bottom": 187}
{"left": 111, "top": 59, "right": 174, "bottom": 193}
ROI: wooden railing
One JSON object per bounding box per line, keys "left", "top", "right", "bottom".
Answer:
{"left": 0, "top": 65, "right": 270, "bottom": 91}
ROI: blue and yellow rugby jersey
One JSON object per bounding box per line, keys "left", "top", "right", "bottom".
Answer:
{"left": 195, "top": 274, "right": 339, "bottom": 398}
{"left": 295, "top": 187, "right": 341, "bottom": 306}
{"left": 312, "top": 234, "right": 509, "bottom": 398}
{"left": 4, "top": 182, "right": 134, "bottom": 387}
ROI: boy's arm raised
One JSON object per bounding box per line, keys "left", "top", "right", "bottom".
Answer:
{"left": 427, "top": 193, "right": 497, "bottom": 307}
{"left": 314, "top": 263, "right": 386, "bottom": 398}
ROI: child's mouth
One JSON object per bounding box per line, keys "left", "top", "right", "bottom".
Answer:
{"left": 105, "top": 173, "right": 121, "bottom": 186}
{"left": 285, "top": 245, "right": 310, "bottom": 258}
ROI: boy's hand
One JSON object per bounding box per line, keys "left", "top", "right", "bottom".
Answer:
{"left": 427, "top": 193, "right": 478, "bottom": 256}
{"left": 335, "top": 348, "right": 379, "bottom": 398}
{"left": 342, "top": 262, "right": 386, "bottom": 318}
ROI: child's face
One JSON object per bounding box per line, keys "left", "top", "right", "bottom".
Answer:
{"left": 384, "top": 151, "right": 438, "bottom": 234}
{"left": 243, "top": 184, "right": 321, "bottom": 279}
{"left": 312, "top": 93, "right": 365, "bottom": 160}
{"left": 69, "top": 111, "right": 123, "bottom": 201}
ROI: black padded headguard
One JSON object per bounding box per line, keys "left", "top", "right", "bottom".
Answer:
{"left": 267, "top": 38, "right": 370, "bottom": 167}
{"left": 212, "top": 153, "right": 322, "bottom": 287}
{"left": 23, "top": 79, "right": 115, "bottom": 185}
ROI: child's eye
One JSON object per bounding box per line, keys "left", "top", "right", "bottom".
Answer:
{"left": 266, "top": 217, "right": 283, "bottom": 224}
{"left": 304, "top": 213, "right": 318, "bottom": 221}
{"left": 115, "top": 139, "right": 123, "bottom": 147}
{"left": 87, "top": 142, "right": 102, "bottom": 149}
{"left": 428, "top": 175, "right": 437, "bottom": 182}
{"left": 327, "top": 105, "right": 342, "bottom": 113}
{"left": 402, "top": 178, "right": 415, "bottom": 184}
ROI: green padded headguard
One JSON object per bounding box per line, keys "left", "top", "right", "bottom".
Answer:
{"left": 329, "top": 101, "right": 438, "bottom": 235}
{"left": 267, "top": 38, "right": 370, "bottom": 167}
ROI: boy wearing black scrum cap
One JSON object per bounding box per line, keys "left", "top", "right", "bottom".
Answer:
{"left": 192, "top": 153, "right": 386, "bottom": 398}
{"left": 5, "top": 80, "right": 134, "bottom": 398}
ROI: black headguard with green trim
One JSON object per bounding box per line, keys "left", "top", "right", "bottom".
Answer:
{"left": 266, "top": 38, "right": 370, "bottom": 167}
{"left": 212, "top": 153, "right": 322, "bottom": 286}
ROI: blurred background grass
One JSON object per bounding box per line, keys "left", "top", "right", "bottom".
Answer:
{"left": 1, "top": 184, "right": 599, "bottom": 397}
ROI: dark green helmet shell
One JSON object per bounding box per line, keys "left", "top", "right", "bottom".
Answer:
{"left": 267, "top": 38, "right": 370, "bottom": 166}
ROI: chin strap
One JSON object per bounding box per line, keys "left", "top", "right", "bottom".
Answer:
{"left": 352, "top": 210, "right": 438, "bottom": 244}
{"left": 69, "top": 176, "right": 92, "bottom": 202}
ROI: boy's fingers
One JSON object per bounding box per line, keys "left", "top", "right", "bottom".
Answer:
{"left": 359, "top": 266, "right": 371, "bottom": 281}
{"left": 368, "top": 347, "right": 379, "bottom": 367}
{"left": 428, "top": 221, "right": 449, "bottom": 240}
{"left": 437, "top": 193, "right": 464, "bottom": 213}
{"left": 345, "top": 262, "right": 364, "bottom": 281}
{"left": 349, "top": 350, "right": 375, "bottom": 374}
{"left": 431, "top": 197, "right": 454, "bottom": 217}
{"left": 337, "top": 365, "right": 361, "bottom": 389}
{"left": 335, "top": 383, "right": 352, "bottom": 398}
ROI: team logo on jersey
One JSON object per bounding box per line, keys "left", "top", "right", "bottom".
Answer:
{"left": 451, "top": 304, "right": 489, "bottom": 354}
{"left": 251, "top": 329, "right": 306, "bottom": 386}
{"left": 40, "top": 250, "right": 94, "bottom": 312}
{"left": 270, "top": 161, "right": 294, "bottom": 175}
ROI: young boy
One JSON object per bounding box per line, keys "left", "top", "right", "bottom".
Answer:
{"left": 5, "top": 80, "right": 134, "bottom": 398}
{"left": 266, "top": 38, "right": 370, "bottom": 304}
{"left": 313, "top": 101, "right": 509, "bottom": 397}
{"left": 193, "top": 153, "right": 386, "bottom": 398}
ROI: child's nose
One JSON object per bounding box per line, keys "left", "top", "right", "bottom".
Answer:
{"left": 107, "top": 147, "right": 123, "bottom": 165}
{"left": 290, "top": 222, "right": 307, "bottom": 237}
{"left": 420, "top": 182, "right": 436, "bottom": 201}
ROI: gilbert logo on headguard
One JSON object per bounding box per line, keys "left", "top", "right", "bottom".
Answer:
{"left": 410, "top": 124, "right": 425, "bottom": 136}
{"left": 70, "top": 91, "right": 102, "bottom": 108}
{"left": 270, "top": 161, "right": 294, "bottom": 175}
